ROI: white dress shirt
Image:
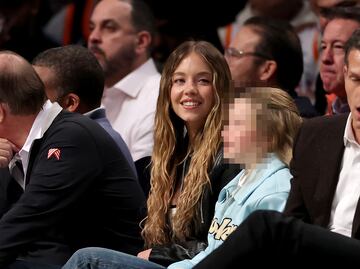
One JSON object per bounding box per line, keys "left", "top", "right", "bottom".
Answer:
{"left": 102, "top": 58, "right": 160, "bottom": 161}
{"left": 9, "top": 100, "right": 62, "bottom": 189}
{"left": 329, "top": 113, "right": 360, "bottom": 237}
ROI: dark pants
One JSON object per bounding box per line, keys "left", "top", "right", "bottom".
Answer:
{"left": 194, "top": 210, "right": 360, "bottom": 268}
{"left": 5, "top": 260, "right": 61, "bottom": 269}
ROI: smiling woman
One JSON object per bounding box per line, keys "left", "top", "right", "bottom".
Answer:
{"left": 170, "top": 52, "right": 215, "bottom": 140}
{"left": 144, "top": 40, "right": 235, "bottom": 255}
{"left": 61, "top": 40, "right": 240, "bottom": 269}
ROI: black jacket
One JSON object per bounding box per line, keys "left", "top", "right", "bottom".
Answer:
{"left": 149, "top": 149, "right": 241, "bottom": 266}
{"left": 0, "top": 111, "right": 146, "bottom": 267}
{"left": 284, "top": 114, "right": 357, "bottom": 232}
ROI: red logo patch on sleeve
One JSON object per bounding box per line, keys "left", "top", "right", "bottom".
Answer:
{"left": 47, "top": 148, "right": 61, "bottom": 160}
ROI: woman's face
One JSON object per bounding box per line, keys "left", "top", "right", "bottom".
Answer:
{"left": 222, "top": 98, "right": 266, "bottom": 164}
{"left": 170, "top": 52, "right": 215, "bottom": 134}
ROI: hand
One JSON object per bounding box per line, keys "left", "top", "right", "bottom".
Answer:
{"left": 0, "top": 138, "right": 18, "bottom": 168}
{"left": 137, "top": 248, "right": 152, "bottom": 260}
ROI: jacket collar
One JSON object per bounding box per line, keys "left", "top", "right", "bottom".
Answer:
{"left": 85, "top": 107, "right": 106, "bottom": 121}
{"left": 228, "top": 154, "right": 287, "bottom": 205}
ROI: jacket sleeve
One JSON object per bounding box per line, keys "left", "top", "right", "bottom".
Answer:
{"left": 283, "top": 124, "right": 311, "bottom": 222}
{"left": 0, "top": 122, "right": 103, "bottom": 266}
{"left": 149, "top": 240, "right": 207, "bottom": 267}
{"left": 167, "top": 241, "right": 211, "bottom": 269}
{"left": 0, "top": 169, "right": 23, "bottom": 219}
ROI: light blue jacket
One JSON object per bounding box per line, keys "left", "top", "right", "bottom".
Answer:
{"left": 168, "top": 153, "right": 291, "bottom": 269}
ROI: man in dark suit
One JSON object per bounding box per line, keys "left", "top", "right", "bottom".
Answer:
{"left": 191, "top": 28, "right": 360, "bottom": 268}
{"left": 0, "top": 51, "right": 146, "bottom": 268}
{"left": 32, "top": 45, "right": 137, "bottom": 177}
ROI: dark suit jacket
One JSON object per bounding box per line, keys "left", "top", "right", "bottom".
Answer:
{"left": 284, "top": 113, "right": 360, "bottom": 238}
{"left": 0, "top": 111, "right": 146, "bottom": 266}
{"left": 87, "top": 108, "right": 137, "bottom": 177}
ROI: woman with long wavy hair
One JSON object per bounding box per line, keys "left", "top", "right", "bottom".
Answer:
{"left": 143, "top": 39, "right": 234, "bottom": 248}
{"left": 62, "top": 40, "right": 239, "bottom": 269}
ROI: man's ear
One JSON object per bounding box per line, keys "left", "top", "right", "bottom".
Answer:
{"left": 0, "top": 103, "right": 6, "bottom": 123}
{"left": 62, "top": 93, "right": 80, "bottom": 113}
{"left": 135, "top": 31, "right": 152, "bottom": 54}
{"left": 259, "top": 60, "right": 277, "bottom": 82}
{"left": 344, "top": 64, "right": 348, "bottom": 76}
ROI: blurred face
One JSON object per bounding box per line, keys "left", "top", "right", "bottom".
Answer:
{"left": 170, "top": 52, "right": 215, "bottom": 135}
{"left": 344, "top": 49, "right": 360, "bottom": 142}
{"left": 320, "top": 19, "right": 360, "bottom": 99}
{"left": 225, "top": 26, "right": 264, "bottom": 86}
{"left": 222, "top": 98, "right": 266, "bottom": 165}
{"left": 33, "top": 65, "right": 59, "bottom": 103}
{"left": 88, "top": 0, "right": 137, "bottom": 83}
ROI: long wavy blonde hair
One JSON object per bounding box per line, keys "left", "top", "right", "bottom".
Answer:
{"left": 142, "top": 41, "right": 232, "bottom": 247}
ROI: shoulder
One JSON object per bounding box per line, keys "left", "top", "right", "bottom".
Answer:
{"left": 294, "top": 114, "right": 348, "bottom": 149}
{"left": 137, "top": 59, "right": 161, "bottom": 87}
{"left": 263, "top": 166, "right": 291, "bottom": 193}
{"left": 244, "top": 155, "right": 290, "bottom": 195}
{"left": 52, "top": 111, "right": 100, "bottom": 129}
{"left": 301, "top": 114, "right": 348, "bottom": 134}
{"left": 249, "top": 166, "right": 291, "bottom": 210}
{"left": 253, "top": 156, "right": 291, "bottom": 194}
{"left": 47, "top": 111, "right": 114, "bottom": 145}
{"left": 140, "top": 73, "right": 160, "bottom": 100}
{"left": 209, "top": 148, "right": 242, "bottom": 190}
{"left": 294, "top": 96, "right": 319, "bottom": 118}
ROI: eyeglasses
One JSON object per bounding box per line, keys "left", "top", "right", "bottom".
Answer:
{"left": 224, "top": 47, "right": 272, "bottom": 60}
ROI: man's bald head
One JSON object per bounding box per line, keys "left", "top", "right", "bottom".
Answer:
{"left": 0, "top": 51, "right": 45, "bottom": 115}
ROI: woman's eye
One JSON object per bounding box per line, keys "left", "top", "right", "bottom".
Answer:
{"left": 198, "top": 79, "right": 210, "bottom": 85}
{"left": 173, "top": 78, "right": 185, "bottom": 84}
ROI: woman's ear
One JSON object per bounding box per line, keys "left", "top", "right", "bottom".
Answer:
{"left": 61, "top": 93, "right": 80, "bottom": 113}
{"left": 259, "top": 60, "right": 277, "bottom": 82}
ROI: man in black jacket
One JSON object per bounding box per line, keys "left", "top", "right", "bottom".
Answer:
{"left": 193, "top": 28, "right": 360, "bottom": 269}
{"left": 0, "top": 51, "right": 146, "bottom": 268}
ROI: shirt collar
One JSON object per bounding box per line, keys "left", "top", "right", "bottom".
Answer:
{"left": 84, "top": 107, "right": 106, "bottom": 120}
{"left": 84, "top": 106, "right": 102, "bottom": 116}
{"left": 18, "top": 100, "right": 62, "bottom": 164}
{"left": 110, "top": 58, "right": 157, "bottom": 98}
{"left": 343, "top": 113, "right": 358, "bottom": 146}
{"left": 8, "top": 100, "right": 62, "bottom": 188}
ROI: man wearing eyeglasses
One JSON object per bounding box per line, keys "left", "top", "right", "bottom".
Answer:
{"left": 225, "top": 16, "right": 318, "bottom": 118}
